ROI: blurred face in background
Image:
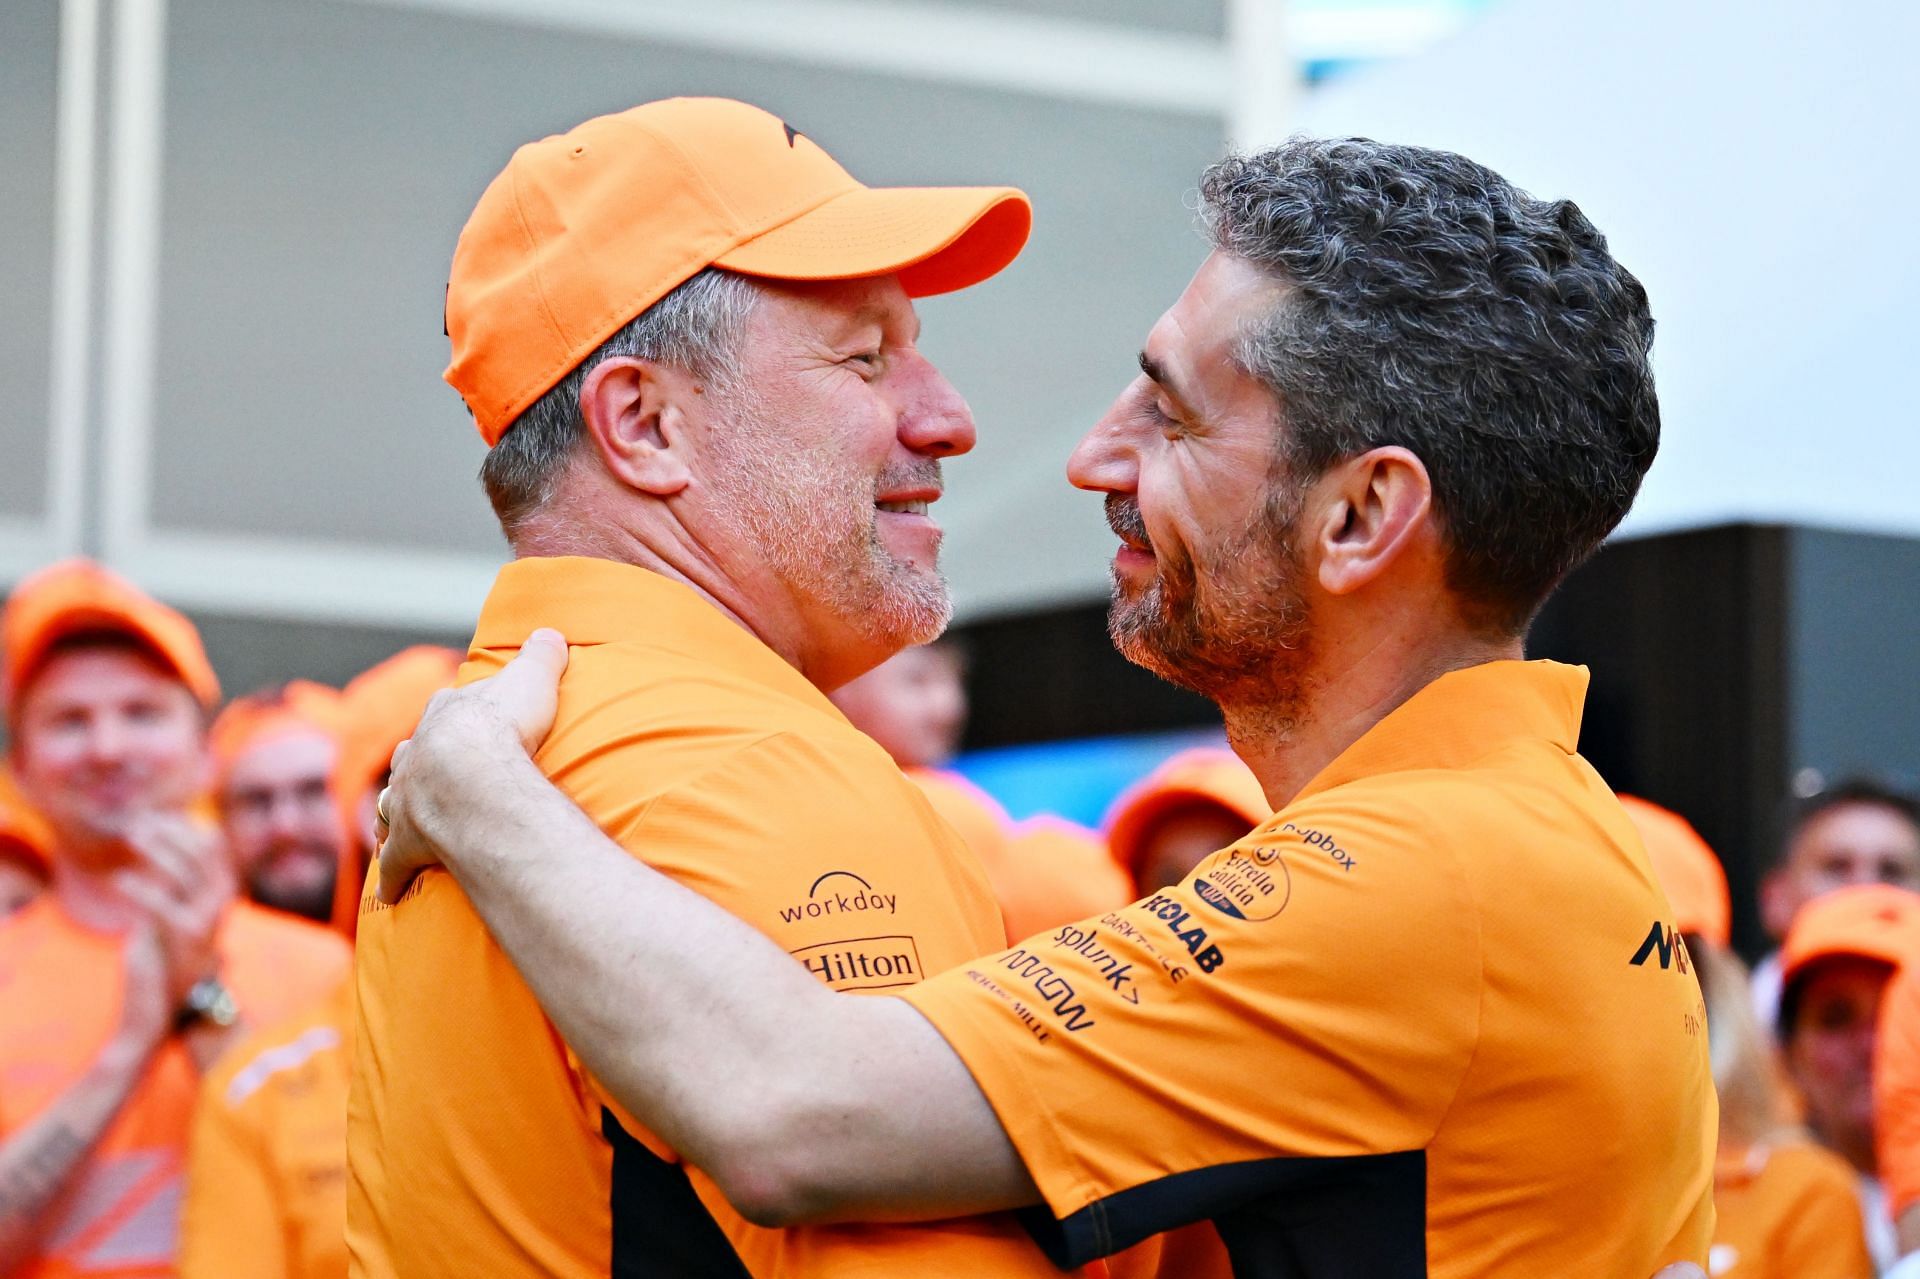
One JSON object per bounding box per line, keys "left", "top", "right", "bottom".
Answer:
{"left": 828, "top": 643, "right": 968, "bottom": 770}
{"left": 1783, "top": 956, "right": 1894, "bottom": 1171}
{"left": 12, "top": 642, "right": 208, "bottom": 868}
{"left": 221, "top": 727, "right": 346, "bottom": 922}
{"left": 1135, "top": 802, "right": 1254, "bottom": 892}
{"left": 1764, "top": 802, "right": 1920, "bottom": 940}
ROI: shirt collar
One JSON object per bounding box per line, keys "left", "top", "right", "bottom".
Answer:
{"left": 470, "top": 556, "right": 839, "bottom": 714}
{"left": 1292, "top": 659, "right": 1589, "bottom": 804}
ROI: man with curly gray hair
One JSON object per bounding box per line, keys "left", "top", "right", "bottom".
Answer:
{"left": 373, "top": 138, "right": 1715, "bottom": 1277}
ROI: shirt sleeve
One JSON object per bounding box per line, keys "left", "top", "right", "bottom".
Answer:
{"left": 896, "top": 790, "right": 1483, "bottom": 1265}
{"left": 179, "top": 1072, "right": 291, "bottom": 1279}
{"left": 549, "top": 726, "right": 1008, "bottom": 1142}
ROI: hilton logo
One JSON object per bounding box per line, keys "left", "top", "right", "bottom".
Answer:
{"left": 791, "top": 935, "right": 924, "bottom": 991}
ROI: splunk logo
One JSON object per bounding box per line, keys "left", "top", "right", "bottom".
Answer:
{"left": 779, "top": 870, "right": 898, "bottom": 924}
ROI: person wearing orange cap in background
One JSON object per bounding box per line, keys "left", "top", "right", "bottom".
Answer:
{"left": 1773, "top": 883, "right": 1920, "bottom": 1271}
{"left": 347, "top": 97, "right": 1083, "bottom": 1278}
{"left": 0, "top": 771, "right": 53, "bottom": 919}
{"left": 209, "top": 681, "right": 350, "bottom": 925}
{"left": 1106, "top": 748, "right": 1269, "bottom": 894}
{"left": 1622, "top": 794, "right": 1874, "bottom": 1278}
{"left": 0, "top": 559, "right": 350, "bottom": 1276}
{"left": 175, "top": 647, "right": 458, "bottom": 1279}
{"left": 1751, "top": 779, "right": 1920, "bottom": 1028}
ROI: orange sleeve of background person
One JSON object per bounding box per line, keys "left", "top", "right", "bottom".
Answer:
{"left": 1877, "top": 947, "right": 1920, "bottom": 1221}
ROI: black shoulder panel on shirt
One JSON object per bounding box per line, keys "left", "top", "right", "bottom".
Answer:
{"left": 603, "top": 1110, "right": 755, "bottom": 1278}
{"left": 1017, "top": 1148, "right": 1427, "bottom": 1278}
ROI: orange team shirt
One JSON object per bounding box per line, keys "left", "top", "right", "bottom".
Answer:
{"left": 179, "top": 977, "right": 354, "bottom": 1279}
{"left": 0, "top": 897, "right": 351, "bottom": 1278}
{"left": 348, "top": 557, "right": 1072, "bottom": 1278}
{"left": 1709, "top": 1141, "right": 1873, "bottom": 1279}
{"left": 899, "top": 660, "right": 1718, "bottom": 1277}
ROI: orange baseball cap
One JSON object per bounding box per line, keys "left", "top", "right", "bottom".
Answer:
{"left": 2, "top": 558, "right": 220, "bottom": 717}
{"left": 445, "top": 96, "right": 1033, "bottom": 445}
{"left": 1618, "top": 795, "right": 1732, "bottom": 948}
{"left": 1104, "top": 748, "right": 1270, "bottom": 880}
{"left": 209, "top": 680, "right": 346, "bottom": 791}
{"left": 1779, "top": 883, "right": 1920, "bottom": 994}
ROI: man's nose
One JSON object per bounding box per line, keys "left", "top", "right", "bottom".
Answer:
{"left": 1067, "top": 387, "right": 1143, "bottom": 494}
{"left": 894, "top": 352, "right": 976, "bottom": 458}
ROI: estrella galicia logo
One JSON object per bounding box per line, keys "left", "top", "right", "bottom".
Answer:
{"left": 1191, "top": 847, "right": 1290, "bottom": 923}
{"left": 779, "top": 870, "right": 898, "bottom": 924}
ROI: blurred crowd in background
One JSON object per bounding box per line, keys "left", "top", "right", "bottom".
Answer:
{"left": 0, "top": 554, "right": 1916, "bottom": 1276}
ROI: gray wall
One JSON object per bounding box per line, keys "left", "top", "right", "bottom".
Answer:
{"left": 1789, "top": 528, "right": 1920, "bottom": 791}
{"left": 0, "top": 0, "right": 58, "bottom": 524}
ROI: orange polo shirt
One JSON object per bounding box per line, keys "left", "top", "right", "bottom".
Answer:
{"left": 1708, "top": 1141, "right": 1872, "bottom": 1279}
{"left": 179, "top": 977, "right": 353, "bottom": 1279}
{"left": 347, "top": 557, "right": 1067, "bottom": 1278}
{"left": 0, "top": 897, "right": 351, "bottom": 1278}
{"left": 900, "top": 660, "right": 1717, "bottom": 1276}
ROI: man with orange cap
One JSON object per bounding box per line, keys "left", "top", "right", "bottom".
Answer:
{"left": 1105, "top": 748, "right": 1269, "bottom": 894}
{"left": 377, "top": 136, "right": 1715, "bottom": 1273}
{"left": 345, "top": 97, "right": 1069, "bottom": 1277}
{"left": 1773, "top": 883, "right": 1920, "bottom": 1270}
{"left": 0, "top": 559, "right": 350, "bottom": 1276}
{"left": 210, "top": 681, "right": 350, "bottom": 924}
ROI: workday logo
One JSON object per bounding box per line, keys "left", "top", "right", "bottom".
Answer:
{"left": 779, "top": 871, "right": 898, "bottom": 925}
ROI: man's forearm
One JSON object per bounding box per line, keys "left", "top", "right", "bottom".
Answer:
{"left": 0, "top": 1031, "right": 156, "bottom": 1269}
{"left": 415, "top": 741, "right": 1035, "bottom": 1224}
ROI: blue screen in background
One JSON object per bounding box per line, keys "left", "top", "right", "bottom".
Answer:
{"left": 951, "top": 725, "right": 1229, "bottom": 830}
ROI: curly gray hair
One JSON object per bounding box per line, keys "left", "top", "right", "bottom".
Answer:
{"left": 1199, "top": 138, "right": 1659, "bottom": 634}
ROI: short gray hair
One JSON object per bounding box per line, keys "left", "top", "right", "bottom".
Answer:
{"left": 1199, "top": 138, "right": 1659, "bottom": 634}
{"left": 479, "top": 268, "right": 760, "bottom": 535}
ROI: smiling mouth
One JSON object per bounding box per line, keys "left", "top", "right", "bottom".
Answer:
{"left": 876, "top": 499, "right": 931, "bottom": 516}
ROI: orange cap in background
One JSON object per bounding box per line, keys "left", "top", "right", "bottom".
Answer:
{"left": 329, "top": 646, "right": 463, "bottom": 932}
{"left": 2, "top": 558, "right": 220, "bottom": 717}
{"left": 446, "top": 96, "right": 1032, "bottom": 445}
{"left": 1618, "top": 794, "right": 1732, "bottom": 948}
{"left": 1104, "top": 748, "right": 1270, "bottom": 882}
{"left": 0, "top": 767, "right": 53, "bottom": 876}
{"left": 208, "top": 680, "right": 347, "bottom": 792}
{"left": 1779, "top": 883, "right": 1920, "bottom": 994}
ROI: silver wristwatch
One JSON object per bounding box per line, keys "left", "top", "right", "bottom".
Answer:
{"left": 177, "top": 976, "right": 240, "bottom": 1030}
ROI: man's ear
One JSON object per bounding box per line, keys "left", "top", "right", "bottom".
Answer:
{"left": 578, "top": 357, "right": 695, "bottom": 497}
{"left": 1310, "top": 446, "right": 1434, "bottom": 597}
